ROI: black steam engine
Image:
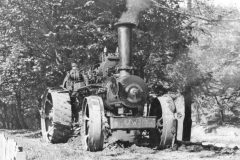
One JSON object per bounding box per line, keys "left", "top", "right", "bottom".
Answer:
{"left": 40, "top": 22, "right": 190, "bottom": 151}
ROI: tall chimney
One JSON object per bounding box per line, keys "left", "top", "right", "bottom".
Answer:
{"left": 115, "top": 22, "right": 136, "bottom": 77}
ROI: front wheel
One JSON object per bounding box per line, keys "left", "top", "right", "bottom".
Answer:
{"left": 149, "top": 95, "right": 177, "bottom": 148}
{"left": 81, "top": 96, "right": 104, "bottom": 151}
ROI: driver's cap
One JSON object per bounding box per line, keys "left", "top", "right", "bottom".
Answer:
{"left": 71, "top": 62, "right": 78, "bottom": 67}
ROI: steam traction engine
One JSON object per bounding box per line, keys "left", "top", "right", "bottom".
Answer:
{"left": 40, "top": 22, "right": 190, "bottom": 151}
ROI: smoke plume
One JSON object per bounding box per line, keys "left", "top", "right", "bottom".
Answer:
{"left": 119, "top": 0, "right": 151, "bottom": 25}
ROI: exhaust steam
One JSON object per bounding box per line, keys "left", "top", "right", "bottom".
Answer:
{"left": 119, "top": 0, "right": 151, "bottom": 25}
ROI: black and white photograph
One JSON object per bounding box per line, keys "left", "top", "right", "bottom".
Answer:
{"left": 0, "top": 0, "right": 240, "bottom": 159}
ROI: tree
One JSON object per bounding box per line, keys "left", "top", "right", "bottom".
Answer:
{"left": 188, "top": 2, "right": 240, "bottom": 124}
{"left": 0, "top": 0, "right": 196, "bottom": 129}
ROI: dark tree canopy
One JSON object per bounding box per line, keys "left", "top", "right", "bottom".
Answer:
{"left": 0, "top": 0, "right": 196, "bottom": 129}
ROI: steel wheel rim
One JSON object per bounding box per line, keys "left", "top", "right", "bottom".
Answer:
{"left": 83, "top": 102, "right": 90, "bottom": 150}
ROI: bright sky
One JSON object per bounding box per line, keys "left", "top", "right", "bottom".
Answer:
{"left": 180, "top": 0, "right": 240, "bottom": 10}
{"left": 212, "top": 0, "right": 240, "bottom": 8}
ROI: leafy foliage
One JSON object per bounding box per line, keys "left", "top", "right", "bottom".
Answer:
{"left": 0, "top": 0, "right": 195, "bottom": 129}
{"left": 189, "top": 2, "right": 240, "bottom": 124}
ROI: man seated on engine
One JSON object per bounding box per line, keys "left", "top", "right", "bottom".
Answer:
{"left": 62, "top": 62, "right": 89, "bottom": 122}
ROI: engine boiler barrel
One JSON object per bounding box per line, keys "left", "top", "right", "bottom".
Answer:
{"left": 116, "top": 22, "right": 136, "bottom": 77}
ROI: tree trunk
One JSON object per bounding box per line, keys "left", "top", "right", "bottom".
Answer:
{"left": 2, "top": 104, "right": 7, "bottom": 128}
{"left": 11, "top": 104, "right": 21, "bottom": 129}
{"left": 15, "top": 91, "right": 28, "bottom": 129}
{"left": 139, "top": 64, "right": 145, "bottom": 79}
{"left": 219, "top": 109, "right": 224, "bottom": 125}
{"left": 214, "top": 96, "right": 224, "bottom": 125}
{"left": 0, "top": 100, "right": 6, "bottom": 128}
{"left": 182, "top": 85, "right": 192, "bottom": 141}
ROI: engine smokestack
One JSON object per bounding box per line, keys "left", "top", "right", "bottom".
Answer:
{"left": 115, "top": 22, "right": 136, "bottom": 77}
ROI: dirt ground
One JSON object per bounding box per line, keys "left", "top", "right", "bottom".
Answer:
{"left": 1, "top": 129, "right": 240, "bottom": 160}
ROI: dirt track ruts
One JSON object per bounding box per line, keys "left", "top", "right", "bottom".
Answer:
{"left": 0, "top": 129, "right": 239, "bottom": 160}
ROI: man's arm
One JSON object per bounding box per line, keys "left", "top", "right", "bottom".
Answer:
{"left": 82, "top": 73, "right": 89, "bottom": 86}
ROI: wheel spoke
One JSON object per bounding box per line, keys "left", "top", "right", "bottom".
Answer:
{"left": 49, "top": 110, "right": 53, "bottom": 120}
{"left": 159, "top": 117, "right": 163, "bottom": 121}
{"left": 84, "top": 116, "right": 90, "bottom": 121}
{"left": 47, "top": 125, "right": 54, "bottom": 140}
{"left": 46, "top": 99, "right": 53, "bottom": 106}
{"left": 86, "top": 122, "right": 90, "bottom": 130}
{"left": 45, "top": 110, "right": 53, "bottom": 120}
{"left": 83, "top": 134, "right": 89, "bottom": 150}
{"left": 157, "top": 117, "right": 163, "bottom": 128}
{"left": 158, "top": 129, "right": 163, "bottom": 134}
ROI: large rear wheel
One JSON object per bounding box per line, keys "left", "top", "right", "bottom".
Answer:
{"left": 40, "top": 89, "right": 72, "bottom": 143}
{"left": 81, "top": 96, "right": 104, "bottom": 151}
